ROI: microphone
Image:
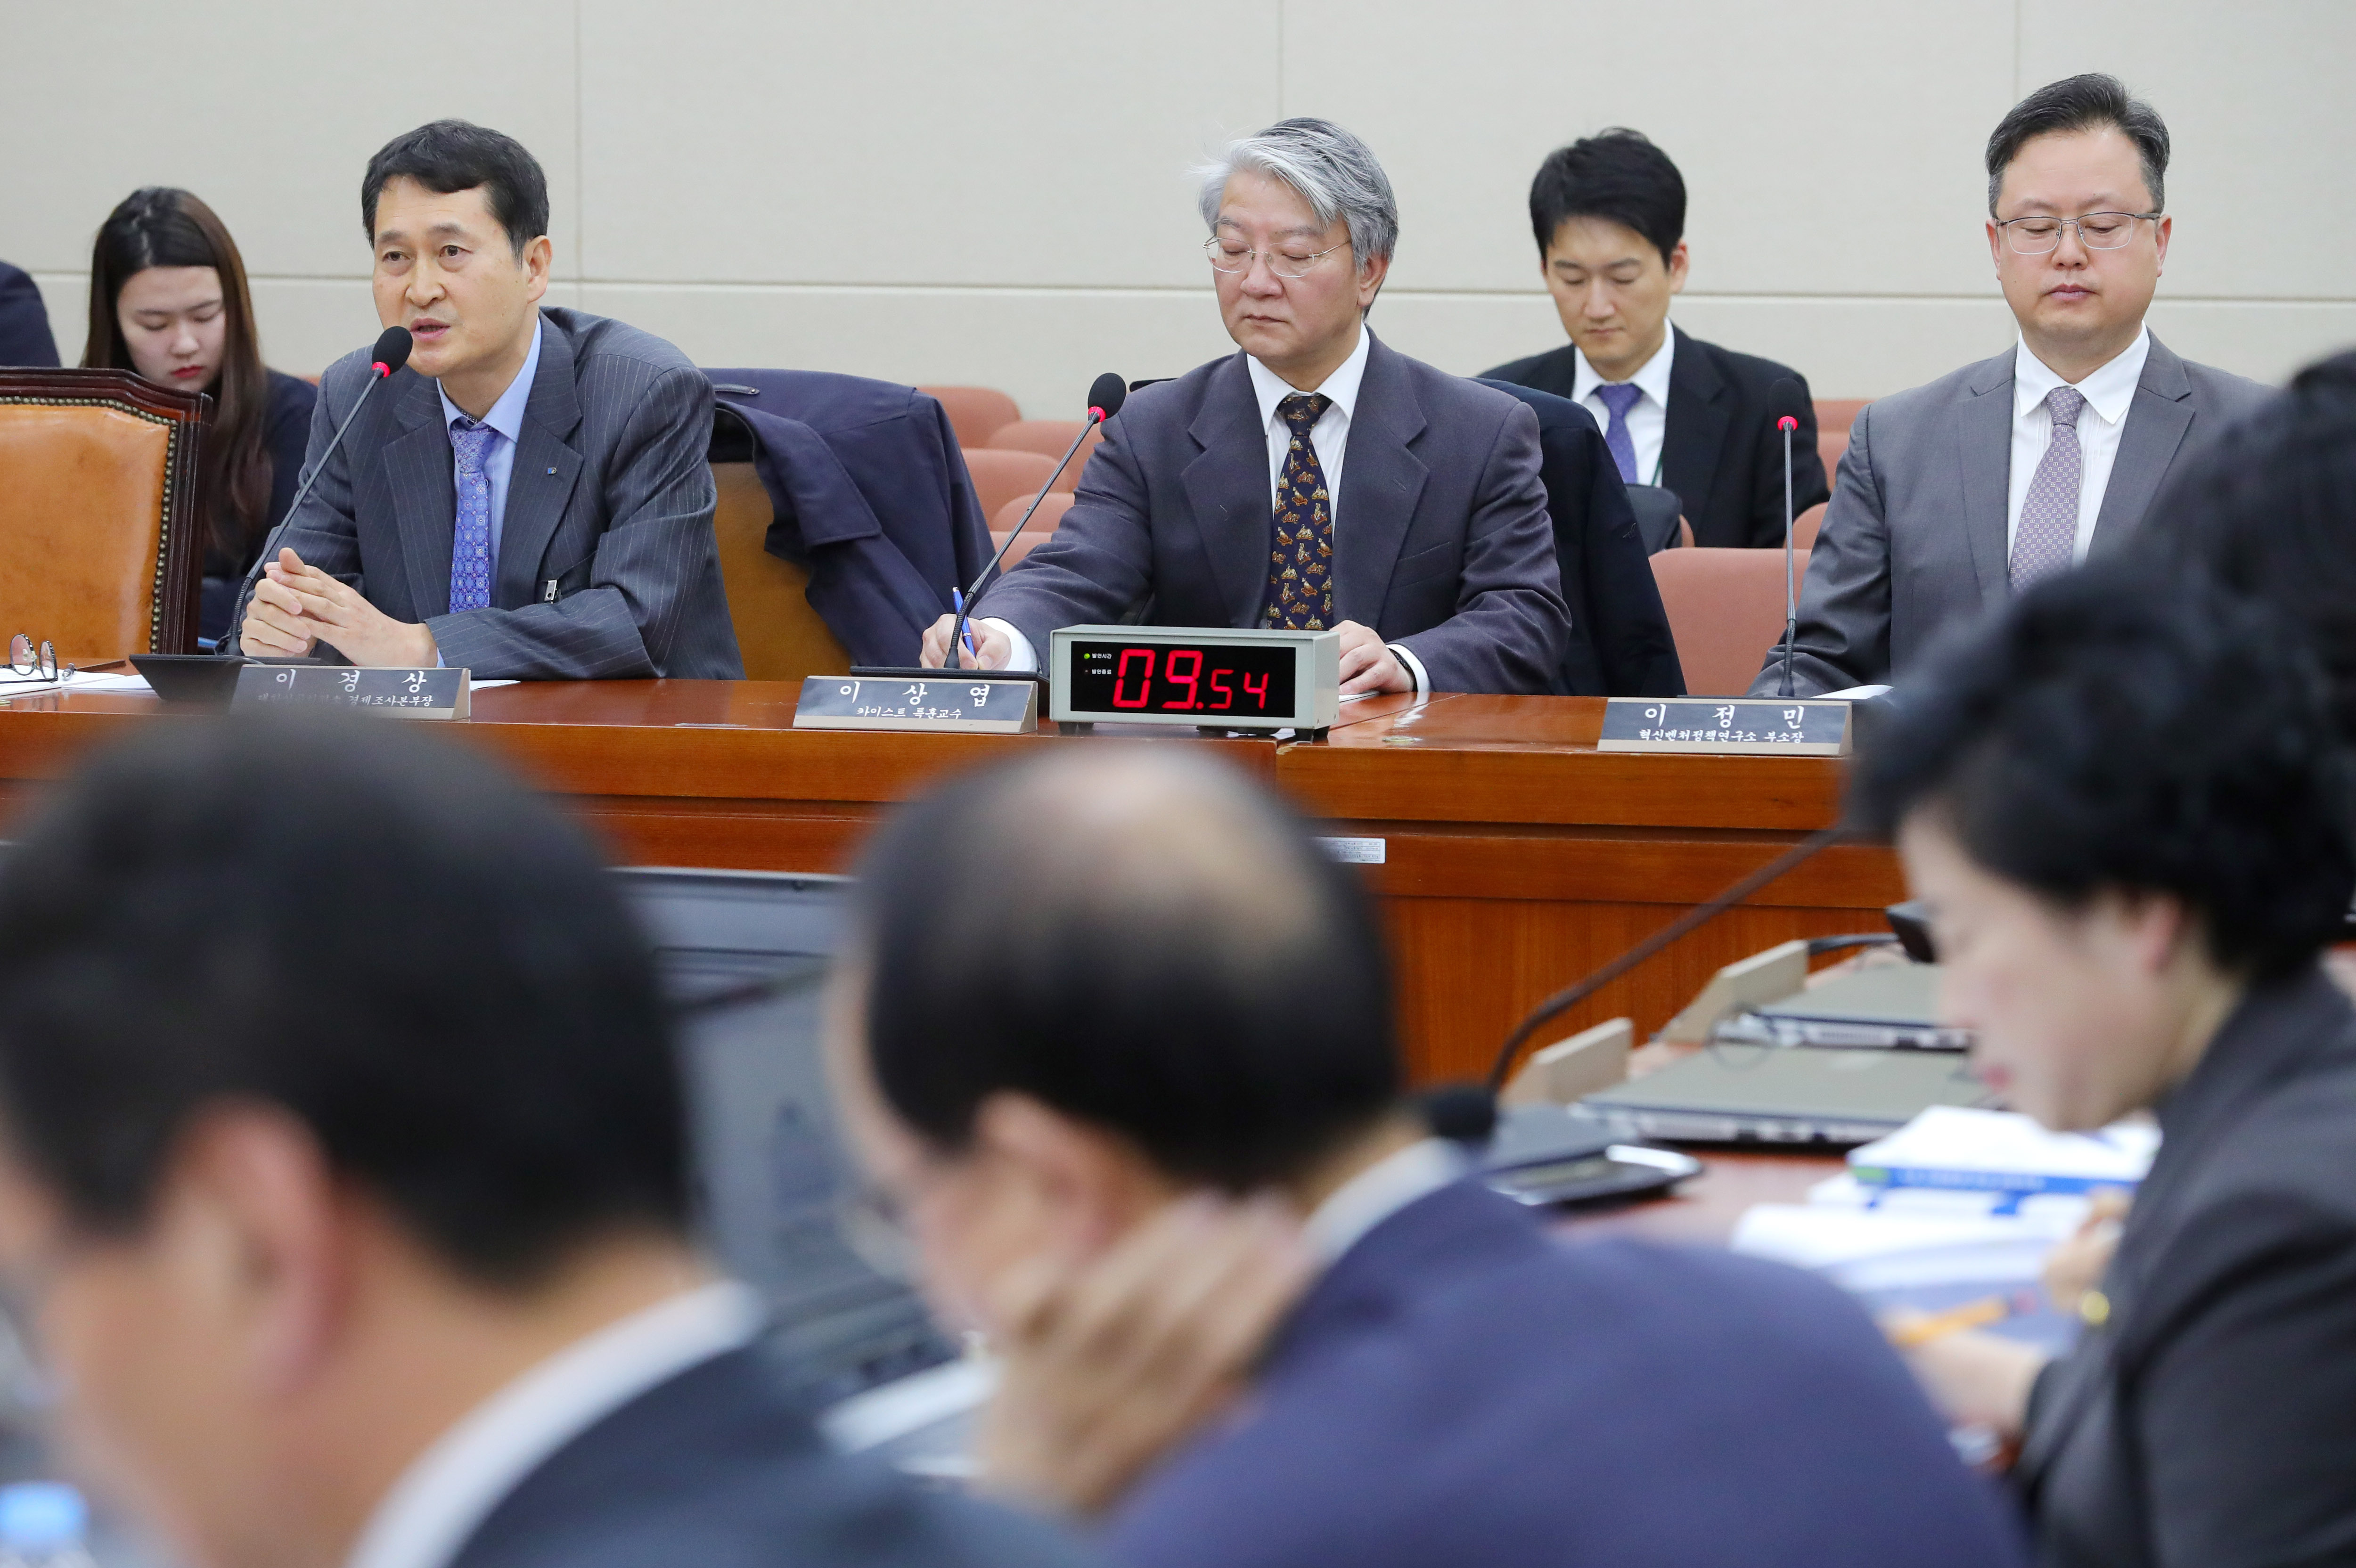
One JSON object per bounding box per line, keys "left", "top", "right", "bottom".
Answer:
{"left": 221, "top": 326, "right": 413, "bottom": 652}
{"left": 1485, "top": 824, "right": 1846, "bottom": 1093}
{"left": 945, "top": 371, "right": 1127, "bottom": 668}
{"left": 1767, "top": 376, "right": 1809, "bottom": 698}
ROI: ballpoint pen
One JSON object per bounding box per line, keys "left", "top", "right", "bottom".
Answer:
{"left": 951, "top": 588, "right": 979, "bottom": 665}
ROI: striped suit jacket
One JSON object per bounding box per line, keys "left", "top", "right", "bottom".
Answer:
{"left": 231, "top": 307, "right": 743, "bottom": 679}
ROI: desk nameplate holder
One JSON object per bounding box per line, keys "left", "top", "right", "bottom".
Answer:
{"left": 793, "top": 673, "right": 1039, "bottom": 735}
{"left": 1597, "top": 696, "right": 1852, "bottom": 757}
{"left": 231, "top": 665, "right": 471, "bottom": 720}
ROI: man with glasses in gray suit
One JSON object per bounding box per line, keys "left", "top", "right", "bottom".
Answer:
{"left": 234, "top": 120, "right": 742, "bottom": 680}
{"left": 921, "top": 118, "right": 1567, "bottom": 697}
{"left": 1751, "top": 74, "right": 2267, "bottom": 698}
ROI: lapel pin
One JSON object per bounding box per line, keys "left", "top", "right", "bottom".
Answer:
{"left": 545, "top": 466, "right": 557, "bottom": 475}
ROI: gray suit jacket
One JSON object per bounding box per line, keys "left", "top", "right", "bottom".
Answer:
{"left": 1749, "top": 335, "right": 2268, "bottom": 696}
{"left": 981, "top": 334, "right": 1567, "bottom": 694}
{"left": 448, "top": 1342, "right": 1100, "bottom": 1568}
{"left": 230, "top": 307, "right": 743, "bottom": 680}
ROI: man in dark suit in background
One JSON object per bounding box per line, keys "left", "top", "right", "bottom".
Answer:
{"left": 1485, "top": 130, "right": 1828, "bottom": 548}
{"left": 1752, "top": 75, "right": 2269, "bottom": 697}
{"left": 0, "top": 715, "right": 1094, "bottom": 1568}
{"left": 924, "top": 118, "right": 1565, "bottom": 696}
{"left": 232, "top": 120, "right": 741, "bottom": 679}
{"left": 826, "top": 746, "right": 2029, "bottom": 1568}
{"left": 0, "top": 260, "right": 61, "bottom": 366}
{"left": 1479, "top": 378, "right": 1683, "bottom": 694}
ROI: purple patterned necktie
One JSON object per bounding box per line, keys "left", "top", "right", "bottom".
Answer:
{"left": 2009, "top": 385, "right": 2088, "bottom": 591}
{"left": 449, "top": 417, "right": 496, "bottom": 613}
{"left": 1595, "top": 382, "right": 1644, "bottom": 483}
{"left": 1265, "top": 393, "right": 1334, "bottom": 630}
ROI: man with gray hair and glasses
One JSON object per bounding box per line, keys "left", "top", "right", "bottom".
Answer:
{"left": 921, "top": 117, "right": 1566, "bottom": 696}
{"left": 1750, "top": 73, "right": 2267, "bottom": 697}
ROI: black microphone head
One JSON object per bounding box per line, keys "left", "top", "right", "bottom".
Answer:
{"left": 1086, "top": 371, "right": 1127, "bottom": 422}
{"left": 1416, "top": 1081, "right": 1500, "bottom": 1145}
{"left": 1767, "top": 376, "right": 1808, "bottom": 429}
{"left": 370, "top": 326, "right": 414, "bottom": 377}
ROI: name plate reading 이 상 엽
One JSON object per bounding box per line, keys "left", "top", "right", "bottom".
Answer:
{"left": 232, "top": 665, "right": 471, "bottom": 721}
{"left": 1597, "top": 696, "right": 1853, "bottom": 757}
{"left": 792, "top": 675, "right": 1040, "bottom": 735}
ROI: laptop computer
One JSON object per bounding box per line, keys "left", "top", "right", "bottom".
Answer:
{"left": 1726, "top": 963, "right": 1971, "bottom": 1052}
{"left": 617, "top": 867, "right": 984, "bottom": 1473}
{"left": 1576, "top": 1044, "right": 2001, "bottom": 1148}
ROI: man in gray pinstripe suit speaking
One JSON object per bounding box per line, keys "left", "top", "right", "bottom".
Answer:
{"left": 234, "top": 120, "right": 742, "bottom": 680}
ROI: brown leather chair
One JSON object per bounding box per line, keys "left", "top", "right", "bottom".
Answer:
{"left": 1813, "top": 398, "right": 1869, "bottom": 436}
{"left": 1649, "top": 546, "right": 1812, "bottom": 696}
{"left": 963, "top": 448, "right": 1058, "bottom": 521}
{"left": 0, "top": 368, "right": 206, "bottom": 662}
{"left": 989, "top": 419, "right": 1103, "bottom": 491}
{"left": 989, "top": 492, "right": 1075, "bottom": 570}
{"left": 917, "top": 385, "right": 1021, "bottom": 451}
{"left": 708, "top": 460, "right": 853, "bottom": 682}
{"left": 1818, "top": 426, "right": 1849, "bottom": 482}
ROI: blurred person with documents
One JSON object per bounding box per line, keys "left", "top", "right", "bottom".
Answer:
{"left": 1850, "top": 555, "right": 2356, "bottom": 1567}
{"left": 0, "top": 716, "right": 1093, "bottom": 1568}
{"left": 825, "top": 746, "right": 2025, "bottom": 1568}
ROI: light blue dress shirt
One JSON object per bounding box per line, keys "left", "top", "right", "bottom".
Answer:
{"left": 435, "top": 319, "right": 543, "bottom": 566}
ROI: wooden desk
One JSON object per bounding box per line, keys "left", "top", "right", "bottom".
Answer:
{"left": 0, "top": 683, "right": 1902, "bottom": 1084}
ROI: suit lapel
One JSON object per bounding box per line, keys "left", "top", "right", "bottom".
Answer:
{"left": 386, "top": 374, "right": 459, "bottom": 618}
{"left": 1333, "top": 335, "right": 1427, "bottom": 626}
{"left": 1657, "top": 327, "right": 1727, "bottom": 504}
{"left": 1182, "top": 355, "right": 1284, "bottom": 627}
{"left": 2089, "top": 335, "right": 2194, "bottom": 555}
{"left": 1955, "top": 351, "right": 2016, "bottom": 603}
{"left": 493, "top": 317, "right": 586, "bottom": 607}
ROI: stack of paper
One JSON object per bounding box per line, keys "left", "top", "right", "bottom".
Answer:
{"left": 1848, "top": 1106, "right": 2158, "bottom": 1203}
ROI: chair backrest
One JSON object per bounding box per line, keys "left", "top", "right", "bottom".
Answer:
{"left": 1793, "top": 502, "right": 1827, "bottom": 551}
{"left": 917, "top": 385, "right": 1020, "bottom": 451}
{"left": 0, "top": 368, "right": 206, "bottom": 661}
{"left": 990, "top": 491, "right": 1075, "bottom": 571}
{"left": 1817, "top": 426, "right": 1849, "bottom": 482}
{"left": 708, "top": 460, "right": 852, "bottom": 682}
{"left": 962, "top": 448, "right": 1058, "bottom": 522}
{"left": 1649, "top": 546, "right": 1812, "bottom": 696}
{"left": 989, "top": 419, "right": 1103, "bottom": 491}
{"left": 1813, "top": 398, "right": 1869, "bottom": 436}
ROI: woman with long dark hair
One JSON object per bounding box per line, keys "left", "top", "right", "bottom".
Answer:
{"left": 83, "top": 188, "right": 315, "bottom": 644}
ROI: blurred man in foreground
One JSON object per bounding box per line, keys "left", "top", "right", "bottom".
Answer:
{"left": 826, "top": 747, "right": 2026, "bottom": 1568}
{"left": 0, "top": 717, "right": 1088, "bottom": 1568}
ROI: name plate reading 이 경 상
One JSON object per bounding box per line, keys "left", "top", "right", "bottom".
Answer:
{"left": 232, "top": 665, "right": 471, "bottom": 721}
{"left": 792, "top": 674, "right": 1040, "bottom": 735}
{"left": 1597, "top": 696, "right": 1853, "bottom": 757}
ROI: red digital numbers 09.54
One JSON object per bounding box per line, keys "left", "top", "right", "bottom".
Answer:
{"left": 1104, "top": 647, "right": 1272, "bottom": 712}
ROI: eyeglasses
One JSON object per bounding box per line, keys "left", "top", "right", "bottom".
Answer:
{"left": 4, "top": 635, "right": 74, "bottom": 686}
{"left": 1203, "top": 236, "right": 1349, "bottom": 280}
{"left": 1995, "top": 212, "right": 2161, "bottom": 254}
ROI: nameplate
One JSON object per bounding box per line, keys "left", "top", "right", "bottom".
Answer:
{"left": 792, "top": 675, "right": 1039, "bottom": 735}
{"left": 1597, "top": 697, "right": 1852, "bottom": 756}
{"left": 231, "top": 665, "right": 470, "bottom": 721}
{"left": 1315, "top": 836, "right": 1388, "bottom": 865}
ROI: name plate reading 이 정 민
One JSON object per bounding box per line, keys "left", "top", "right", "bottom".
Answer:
{"left": 1597, "top": 696, "right": 1853, "bottom": 756}
{"left": 232, "top": 665, "right": 471, "bottom": 721}
{"left": 792, "top": 675, "right": 1040, "bottom": 735}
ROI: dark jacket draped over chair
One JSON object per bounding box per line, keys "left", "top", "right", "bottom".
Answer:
{"left": 708, "top": 370, "right": 995, "bottom": 669}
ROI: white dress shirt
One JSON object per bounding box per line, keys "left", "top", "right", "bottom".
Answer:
{"left": 1569, "top": 324, "right": 1677, "bottom": 487}
{"left": 1301, "top": 1135, "right": 1470, "bottom": 1266}
{"left": 2005, "top": 327, "right": 2149, "bottom": 564}
{"left": 982, "top": 326, "right": 1427, "bottom": 694}
{"left": 342, "top": 1281, "right": 765, "bottom": 1568}
{"left": 434, "top": 319, "right": 544, "bottom": 565}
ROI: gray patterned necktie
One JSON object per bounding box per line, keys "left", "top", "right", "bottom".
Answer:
{"left": 2009, "top": 385, "right": 2088, "bottom": 590}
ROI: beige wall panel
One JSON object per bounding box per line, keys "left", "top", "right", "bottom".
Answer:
{"left": 0, "top": 1, "right": 582, "bottom": 282}
{"left": 577, "top": 283, "right": 1237, "bottom": 419}
{"left": 2016, "top": 0, "right": 2356, "bottom": 299}
{"left": 1281, "top": 0, "right": 2017, "bottom": 298}
{"left": 576, "top": 0, "right": 1279, "bottom": 287}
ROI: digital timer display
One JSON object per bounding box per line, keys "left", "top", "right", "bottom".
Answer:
{"left": 1063, "top": 638, "right": 1299, "bottom": 718}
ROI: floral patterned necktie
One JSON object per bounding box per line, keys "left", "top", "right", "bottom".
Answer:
{"left": 1264, "top": 392, "right": 1334, "bottom": 630}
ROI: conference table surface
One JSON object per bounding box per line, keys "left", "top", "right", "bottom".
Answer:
{"left": 0, "top": 677, "right": 1906, "bottom": 1086}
